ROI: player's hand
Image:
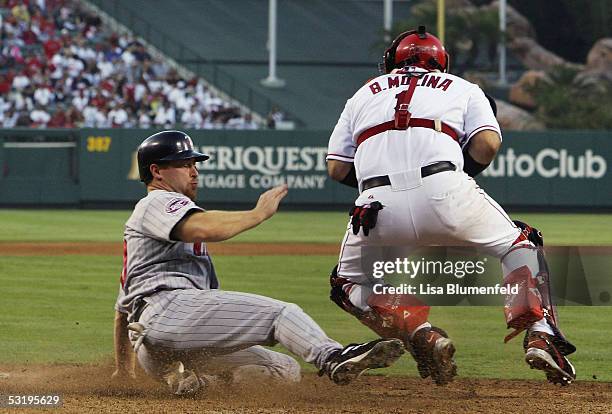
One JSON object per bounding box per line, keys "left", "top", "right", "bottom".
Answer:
{"left": 111, "top": 368, "right": 136, "bottom": 382}
{"left": 254, "top": 184, "right": 289, "bottom": 220}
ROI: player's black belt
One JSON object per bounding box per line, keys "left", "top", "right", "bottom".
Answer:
{"left": 361, "top": 161, "right": 456, "bottom": 192}
{"left": 131, "top": 300, "right": 149, "bottom": 323}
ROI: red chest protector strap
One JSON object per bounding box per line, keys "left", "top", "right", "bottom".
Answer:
{"left": 394, "top": 75, "right": 419, "bottom": 129}
{"left": 356, "top": 75, "right": 459, "bottom": 147}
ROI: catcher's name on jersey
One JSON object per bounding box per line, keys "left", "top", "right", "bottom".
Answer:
{"left": 368, "top": 73, "right": 453, "bottom": 95}
{"left": 327, "top": 68, "right": 501, "bottom": 180}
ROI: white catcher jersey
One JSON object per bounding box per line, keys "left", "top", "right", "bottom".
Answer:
{"left": 327, "top": 68, "right": 501, "bottom": 183}
{"left": 115, "top": 190, "right": 218, "bottom": 314}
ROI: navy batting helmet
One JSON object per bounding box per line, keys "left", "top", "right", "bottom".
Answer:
{"left": 137, "top": 130, "right": 209, "bottom": 183}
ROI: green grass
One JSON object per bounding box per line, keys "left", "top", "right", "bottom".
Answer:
{"left": 0, "top": 209, "right": 610, "bottom": 382}
{"left": 0, "top": 254, "right": 610, "bottom": 382}
{"left": 1, "top": 209, "right": 612, "bottom": 244}
{"left": 0, "top": 210, "right": 129, "bottom": 242}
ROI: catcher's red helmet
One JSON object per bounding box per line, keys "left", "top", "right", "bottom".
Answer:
{"left": 382, "top": 25, "right": 448, "bottom": 73}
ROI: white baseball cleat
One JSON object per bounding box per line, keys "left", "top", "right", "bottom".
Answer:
{"left": 319, "top": 338, "right": 405, "bottom": 385}
{"left": 163, "top": 361, "right": 203, "bottom": 396}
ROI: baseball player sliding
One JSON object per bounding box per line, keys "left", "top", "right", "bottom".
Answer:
{"left": 326, "top": 26, "right": 576, "bottom": 386}
{"left": 112, "top": 130, "right": 405, "bottom": 395}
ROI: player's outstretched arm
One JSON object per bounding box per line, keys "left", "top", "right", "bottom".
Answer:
{"left": 111, "top": 310, "right": 136, "bottom": 380}
{"left": 174, "top": 184, "right": 289, "bottom": 243}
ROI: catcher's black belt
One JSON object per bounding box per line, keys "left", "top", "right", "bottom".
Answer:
{"left": 361, "top": 161, "right": 456, "bottom": 192}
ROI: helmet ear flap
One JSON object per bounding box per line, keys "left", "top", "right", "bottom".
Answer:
{"left": 444, "top": 51, "right": 450, "bottom": 73}
{"left": 383, "top": 47, "right": 396, "bottom": 74}
{"left": 382, "top": 30, "right": 417, "bottom": 74}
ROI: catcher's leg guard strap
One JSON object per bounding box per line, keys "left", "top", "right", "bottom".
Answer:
{"left": 502, "top": 244, "right": 573, "bottom": 346}
{"left": 502, "top": 264, "right": 544, "bottom": 342}
{"left": 329, "top": 265, "right": 362, "bottom": 314}
{"left": 329, "top": 265, "right": 430, "bottom": 339}
{"left": 366, "top": 292, "right": 430, "bottom": 337}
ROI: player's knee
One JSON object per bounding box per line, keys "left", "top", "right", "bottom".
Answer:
{"left": 278, "top": 302, "right": 306, "bottom": 322}
{"left": 276, "top": 354, "right": 301, "bottom": 382}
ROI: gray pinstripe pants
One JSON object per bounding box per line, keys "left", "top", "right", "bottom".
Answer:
{"left": 134, "top": 289, "right": 341, "bottom": 381}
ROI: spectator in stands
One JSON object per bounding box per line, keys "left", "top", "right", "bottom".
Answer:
{"left": 0, "top": 96, "right": 9, "bottom": 114}
{"left": 16, "top": 111, "right": 31, "bottom": 127}
{"left": 66, "top": 106, "right": 83, "bottom": 128}
{"left": 138, "top": 108, "right": 152, "bottom": 129}
{"left": 47, "top": 107, "right": 68, "bottom": 128}
{"left": 242, "top": 113, "right": 259, "bottom": 130}
{"left": 71, "top": 88, "right": 89, "bottom": 111}
{"left": 123, "top": 107, "right": 137, "bottom": 128}
{"left": 12, "top": 71, "right": 29, "bottom": 91}
{"left": 0, "top": 75, "right": 12, "bottom": 95}
{"left": 108, "top": 102, "right": 128, "bottom": 128}
{"left": 11, "top": 3, "right": 30, "bottom": 24}
{"left": 21, "top": 22, "right": 38, "bottom": 45}
{"left": 266, "top": 106, "right": 284, "bottom": 129}
{"left": 154, "top": 99, "right": 176, "bottom": 128}
{"left": 181, "top": 103, "right": 203, "bottom": 129}
{"left": 34, "top": 82, "right": 54, "bottom": 107}
{"left": 82, "top": 103, "right": 99, "bottom": 128}
{"left": 2, "top": 107, "right": 19, "bottom": 128}
{"left": 0, "top": 0, "right": 263, "bottom": 130}
{"left": 30, "top": 104, "right": 51, "bottom": 127}
{"left": 52, "top": 75, "right": 70, "bottom": 104}
{"left": 9, "top": 87, "right": 33, "bottom": 112}
{"left": 96, "top": 106, "right": 111, "bottom": 128}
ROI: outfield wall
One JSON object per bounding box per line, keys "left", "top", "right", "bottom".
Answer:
{"left": 0, "top": 129, "right": 610, "bottom": 209}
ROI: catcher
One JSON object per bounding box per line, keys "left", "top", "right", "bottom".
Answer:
{"left": 325, "top": 27, "right": 576, "bottom": 386}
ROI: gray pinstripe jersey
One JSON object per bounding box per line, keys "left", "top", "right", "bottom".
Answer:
{"left": 115, "top": 190, "right": 218, "bottom": 314}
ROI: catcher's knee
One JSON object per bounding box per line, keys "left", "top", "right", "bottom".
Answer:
{"left": 512, "top": 219, "right": 544, "bottom": 247}
{"left": 329, "top": 264, "right": 372, "bottom": 314}
{"left": 329, "top": 264, "right": 357, "bottom": 313}
{"left": 329, "top": 264, "right": 430, "bottom": 338}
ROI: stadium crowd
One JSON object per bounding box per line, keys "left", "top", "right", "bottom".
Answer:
{"left": 0, "top": 0, "right": 263, "bottom": 129}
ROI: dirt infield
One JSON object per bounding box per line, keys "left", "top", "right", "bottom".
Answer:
{"left": 0, "top": 242, "right": 338, "bottom": 256}
{"left": 1, "top": 363, "right": 611, "bottom": 413}
{"left": 3, "top": 242, "right": 612, "bottom": 412}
